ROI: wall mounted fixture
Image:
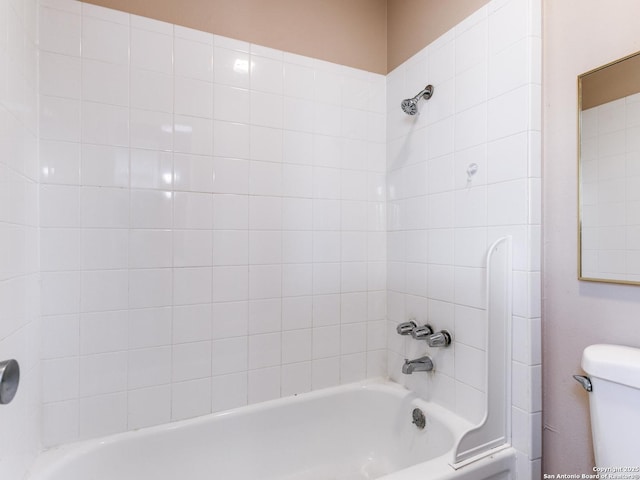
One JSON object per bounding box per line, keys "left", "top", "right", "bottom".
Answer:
{"left": 396, "top": 320, "right": 417, "bottom": 335}
{"left": 397, "top": 321, "right": 452, "bottom": 347}
{"left": 0, "top": 359, "right": 19, "bottom": 405}
{"left": 466, "top": 163, "right": 479, "bottom": 183}
{"left": 425, "top": 330, "right": 452, "bottom": 348}
{"left": 412, "top": 326, "right": 452, "bottom": 347}
{"left": 410, "top": 324, "right": 434, "bottom": 340}
{"left": 401, "top": 85, "right": 434, "bottom": 115}
{"left": 402, "top": 356, "right": 434, "bottom": 374}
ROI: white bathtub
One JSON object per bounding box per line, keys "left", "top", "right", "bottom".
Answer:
{"left": 27, "top": 380, "right": 515, "bottom": 480}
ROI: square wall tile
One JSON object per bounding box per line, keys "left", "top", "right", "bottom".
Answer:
{"left": 172, "top": 341, "right": 212, "bottom": 381}
{"left": 212, "top": 337, "right": 248, "bottom": 375}
{"left": 82, "top": 59, "right": 128, "bottom": 106}
{"left": 79, "top": 393, "right": 127, "bottom": 440}
{"left": 281, "top": 362, "right": 312, "bottom": 397}
{"left": 39, "top": 7, "right": 81, "bottom": 56}
{"left": 43, "top": 400, "right": 79, "bottom": 447}
{"left": 131, "top": 28, "right": 173, "bottom": 73}
{"left": 127, "top": 346, "right": 172, "bottom": 389}
{"left": 174, "top": 37, "right": 213, "bottom": 82}
{"left": 39, "top": 52, "right": 81, "bottom": 99}
{"left": 211, "top": 373, "right": 247, "bottom": 412}
{"left": 81, "top": 16, "right": 129, "bottom": 65}
{"left": 40, "top": 96, "right": 81, "bottom": 142}
{"left": 248, "top": 366, "right": 280, "bottom": 403}
{"left": 79, "top": 352, "right": 127, "bottom": 397}
{"left": 131, "top": 69, "right": 173, "bottom": 113}
{"left": 79, "top": 310, "right": 128, "bottom": 355}
{"left": 171, "top": 378, "right": 211, "bottom": 421}
{"left": 127, "top": 385, "right": 171, "bottom": 430}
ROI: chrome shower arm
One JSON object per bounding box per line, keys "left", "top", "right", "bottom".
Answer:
{"left": 413, "top": 85, "right": 433, "bottom": 101}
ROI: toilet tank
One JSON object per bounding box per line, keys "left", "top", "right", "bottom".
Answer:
{"left": 581, "top": 344, "right": 640, "bottom": 467}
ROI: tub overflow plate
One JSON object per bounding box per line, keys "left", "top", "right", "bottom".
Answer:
{"left": 412, "top": 408, "right": 426, "bottom": 429}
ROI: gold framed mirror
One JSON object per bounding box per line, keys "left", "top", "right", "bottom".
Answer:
{"left": 578, "top": 50, "right": 640, "bottom": 284}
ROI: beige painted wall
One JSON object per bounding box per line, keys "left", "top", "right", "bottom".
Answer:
{"left": 543, "top": 0, "right": 640, "bottom": 474}
{"left": 83, "top": 0, "right": 388, "bottom": 73}
{"left": 82, "top": 0, "right": 487, "bottom": 74}
{"left": 386, "top": 0, "right": 489, "bottom": 71}
{"left": 581, "top": 52, "right": 640, "bottom": 110}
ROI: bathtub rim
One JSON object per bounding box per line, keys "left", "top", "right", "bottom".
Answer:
{"left": 27, "top": 377, "right": 476, "bottom": 479}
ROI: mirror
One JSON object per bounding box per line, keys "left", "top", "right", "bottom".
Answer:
{"left": 579, "top": 51, "right": 640, "bottom": 284}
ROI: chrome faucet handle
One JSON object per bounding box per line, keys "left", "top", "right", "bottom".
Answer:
{"left": 396, "top": 320, "right": 417, "bottom": 335}
{"left": 410, "top": 324, "right": 433, "bottom": 340}
{"left": 427, "top": 330, "right": 452, "bottom": 348}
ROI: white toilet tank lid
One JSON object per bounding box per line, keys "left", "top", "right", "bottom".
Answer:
{"left": 582, "top": 344, "right": 640, "bottom": 389}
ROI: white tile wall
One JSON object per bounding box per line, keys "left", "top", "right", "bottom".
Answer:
{"left": 38, "top": 0, "right": 387, "bottom": 446}
{"left": 385, "top": 0, "right": 541, "bottom": 474}
{"left": 581, "top": 93, "right": 640, "bottom": 281}
{"left": 0, "top": 1, "right": 541, "bottom": 476}
{"left": 0, "top": 0, "right": 41, "bottom": 477}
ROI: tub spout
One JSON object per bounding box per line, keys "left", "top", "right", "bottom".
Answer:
{"left": 402, "top": 356, "right": 434, "bottom": 374}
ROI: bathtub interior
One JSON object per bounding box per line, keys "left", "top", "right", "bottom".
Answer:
{"left": 29, "top": 381, "right": 485, "bottom": 480}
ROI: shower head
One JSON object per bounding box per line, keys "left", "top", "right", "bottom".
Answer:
{"left": 401, "top": 85, "right": 434, "bottom": 115}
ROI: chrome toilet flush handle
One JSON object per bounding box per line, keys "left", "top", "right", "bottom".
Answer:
{"left": 573, "top": 374, "right": 592, "bottom": 392}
